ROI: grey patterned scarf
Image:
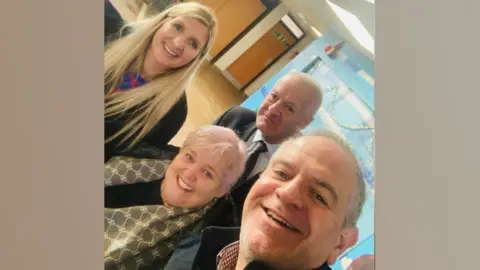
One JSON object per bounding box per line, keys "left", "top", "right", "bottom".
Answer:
{"left": 104, "top": 156, "right": 212, "bottom": 269}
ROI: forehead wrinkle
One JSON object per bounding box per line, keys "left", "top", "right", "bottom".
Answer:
{"left": 276, "top": 136, "right": 357, "bottom": 195}
{"left": 273, "top": 136, "right": 354, "bottom": 170}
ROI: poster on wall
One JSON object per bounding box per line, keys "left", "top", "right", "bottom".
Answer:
{"left": 240, "top": 37, "right": 375, "bottom": 270}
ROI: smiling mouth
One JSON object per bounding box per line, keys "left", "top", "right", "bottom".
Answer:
{"left": 177, "top": 176, "right": 193, "bottom": 192}
{"left": 263, "top": 207, "right": 299, "bottom": 233}
{"left": 263, "top": 115, "right": 278, "bottom": 125}
{"left": 163, "top": 42, "right": 179, "bottom": 57}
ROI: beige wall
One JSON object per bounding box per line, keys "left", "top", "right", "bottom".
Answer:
{"left": 244, "top": 34, "right": 314, "bottom": 96}
{"left": 214, "top": 3, "right": 289, "bottom": 71}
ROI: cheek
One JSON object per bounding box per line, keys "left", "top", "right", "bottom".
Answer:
{"left": 180, "top": 48, "right": 199, "bottom": 64}
{"left": 306, "top": 212, "right": 340, "bottom": 246}
{"left": 258, "top": 102, "right": 269, "bottom": 115}
{"left": 189, "top": 180, "right": 221, "bottom": 206}
{"left": 244, "top": 178, "right": 277, "bottom": 207}
{"left": 282, "top": 116, "right": 298, "bottom": 129}
{"left": 200, "top": 181, "right": 222, "bottom": 196}
{"left": 164, "top": 167, "right": 177, "bottom": 187}
{"left": 169, "top": 158, "right": 182, "bottom": 171}
{"left": 151, "top": 29, "right": 166, "bottom": 47}
{"left": 167, "top": 158, "right": 187, "bottom": 177}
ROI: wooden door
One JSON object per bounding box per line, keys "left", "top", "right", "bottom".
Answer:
{"left": 185, "top": 0, "right": 267, "bottom": 58}
{"left": 226, "top": 22, "right": 296, "bottom": 86}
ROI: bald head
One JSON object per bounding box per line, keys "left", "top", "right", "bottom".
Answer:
{"left": 277, "top": 130, "right": 366, "bottom": 228}
{"left": 278, "top": 71, "right": 323, "bottom": 118}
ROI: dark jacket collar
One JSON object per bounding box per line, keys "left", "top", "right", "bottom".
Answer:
{"left": 243, "top": 122, "right": 258, "bottom": 141}
{"left": 192, "top": 226, "right": 332, "bottom": 270}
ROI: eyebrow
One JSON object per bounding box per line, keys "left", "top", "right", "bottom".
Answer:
{"left": 314, "top": 179, "right": 339, "bottom": 205}
{"left": 271, "top": 92, "right": 298, "bottom": 110}
{"left": 272, "top": 158, "right": 339, "bottom": 205}
{"left": 284, "top": 101, "right": 298, "bottom": 110}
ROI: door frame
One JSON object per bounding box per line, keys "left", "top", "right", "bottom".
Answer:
{"left": 240, "top": 13, "right": 306, "bottom": 90}
{"left": 210, "top": 0, "right": 281, "bottom": 63}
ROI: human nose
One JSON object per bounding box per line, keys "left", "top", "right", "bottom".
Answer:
{"left": 268, "top": 101, "right": 283, "bottom": 117}
{"left": 183, "top": 165, "right": 198, "bottom": 182}
{"left": 172, "top": 36, "right": 185, "bottom": 51}
{"left": 275, "top": 177, "right": 305, "bottom": 212}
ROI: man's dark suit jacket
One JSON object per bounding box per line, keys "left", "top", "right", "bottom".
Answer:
{"left": 212, "top": 106, "right": 258, "bottom": 141}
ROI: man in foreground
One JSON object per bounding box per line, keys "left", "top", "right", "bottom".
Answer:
{"left": 190, "top": 131, "right": 367, "bottom": 270}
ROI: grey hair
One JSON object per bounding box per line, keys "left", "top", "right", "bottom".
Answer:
{"left": 279, "top": 129, "right": 367, "bottom": 228}
{"left": 182, "top": 125, "right": 248, "bottom": 189}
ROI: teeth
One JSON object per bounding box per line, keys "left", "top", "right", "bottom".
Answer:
{"left": 177, "top": 176, "right": 193, "bottom": 191}
{"left": 164, "top": 43, "right": 179, "bottom": 57}
{"left": 266, "top": 210, "right": 297, "bottom": 231}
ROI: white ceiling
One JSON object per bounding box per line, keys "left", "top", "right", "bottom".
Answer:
{"left": 281, "top": 0, "right": 375, "bottom": 60}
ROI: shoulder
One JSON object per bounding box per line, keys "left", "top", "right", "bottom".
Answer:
{"left": 160, "top": 92, "right": 188, "bottom": 124}
{"left": 218, "top": 106, "right": 256, "bottom": 125}
{"left": 190, "top": 227, "right": 241, "bottom": 270}
{"left": 226, "top": 106, "right": 256, "bottom": 117}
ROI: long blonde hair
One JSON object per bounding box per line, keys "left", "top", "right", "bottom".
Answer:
{"left": 104, "top": 2, "right": 217, "bottom": 149}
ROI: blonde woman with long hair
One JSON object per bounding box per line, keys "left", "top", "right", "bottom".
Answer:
{"left": 104, "top": 2, "right": 217, "bottom": 162}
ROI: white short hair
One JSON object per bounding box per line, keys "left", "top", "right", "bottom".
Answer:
{"left": 182, "top": 125, "right": 248, "bottom": 189}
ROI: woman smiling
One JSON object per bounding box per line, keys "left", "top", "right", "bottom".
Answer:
{"left": 104, "top": 125, "right": 247, "bottom": 269}
{"left": 104, "top": 2, "right": 218, "bottom": 162}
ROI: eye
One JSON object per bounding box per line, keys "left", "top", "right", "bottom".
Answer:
{"left": 203, "top": 169, "right": 213, "bottom": 179}
{"left": 185, "top": 153, "right": 193, "bottom": 162}
{"left": 190, "top": 40, "right": 199, "bottom": 49}
{"left": 286, "top": 105, "right": 295, "bottom": 113}
{"left": 270, "top": 93, "right": 278, "bottom": 100}
{"left": 174, "top": 23, "right": 183, "bottom": 32}
{"left": 313, "top": 192, "right": 328, "bottom": 207}
{"left": 274, "top": 170, "right": 289, "bottom": 180}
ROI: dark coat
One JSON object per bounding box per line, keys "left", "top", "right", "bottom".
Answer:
{"left": 168, "top": 226, "right": 332, "bottom": 270}
{"left": 103, "top": 1, "right": 188, "bottom": 163}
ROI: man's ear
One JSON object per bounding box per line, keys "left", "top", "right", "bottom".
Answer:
{"left": 326, "top": 227, "right": 359, "bottom": 265}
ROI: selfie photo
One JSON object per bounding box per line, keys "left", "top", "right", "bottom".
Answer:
{"left": 104, "top": 0, "right": 375, "bottom": 269}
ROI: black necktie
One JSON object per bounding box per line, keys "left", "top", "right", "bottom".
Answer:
{"left": 235, "top": 140, "right": 267, "bottom": 188}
